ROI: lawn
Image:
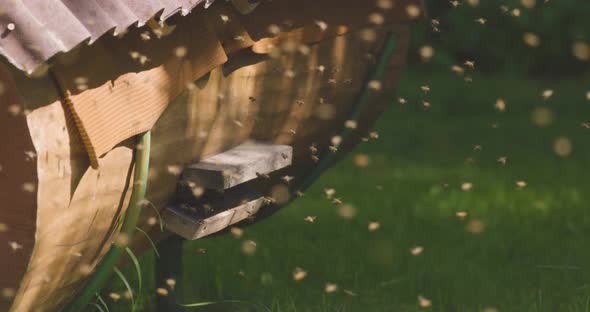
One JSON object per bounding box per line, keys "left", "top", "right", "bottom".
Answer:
{"left": 104, "top": 70, "right": 590, "bottom": 311}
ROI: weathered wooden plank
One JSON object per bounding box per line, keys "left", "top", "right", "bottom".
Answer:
{"left": 163, "top": 197, "right": 266, "bottom": 240}
{"left": 182, "top": 142, "right": 292, "bottom": 191}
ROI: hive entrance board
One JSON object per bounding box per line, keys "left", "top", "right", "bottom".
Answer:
{"left": 162, "top": 141, "right": 292, "bottom": 240}
{"left": 182, "top": 142, "right": 292, "bottom": 191}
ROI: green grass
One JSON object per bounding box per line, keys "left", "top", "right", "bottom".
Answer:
{"left": 103, "top": 71, "right": 590, "bottom": 311}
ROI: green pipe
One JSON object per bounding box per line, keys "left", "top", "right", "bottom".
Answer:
{"left": 296, "top": 32, "right": 398, "bottom": 193}
{"left": 63, "top": 131, "right": 151, "bottom": 312}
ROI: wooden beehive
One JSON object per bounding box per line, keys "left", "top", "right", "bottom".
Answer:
{"left": 0, "top": 0, "right": 421, "bottom": 311}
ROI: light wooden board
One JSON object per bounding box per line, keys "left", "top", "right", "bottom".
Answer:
{"left": 163, "top": 197, "right": 266, "bottom": 240}
{"left": 183, "top": 142, "right": 292, "bottom": 190}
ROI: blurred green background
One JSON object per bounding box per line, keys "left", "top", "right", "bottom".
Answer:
{"left": 409, "top": 0, "right": 590, "bottom": 77}
{"left": 103, "top": 0, "right": 590, "bottom": 311}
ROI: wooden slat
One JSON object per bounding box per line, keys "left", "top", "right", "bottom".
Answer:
{"left": 182, "top": 142, "right": 292, "bottom": 191}
{"left": 163, "top": 197, "right": 266, "bottom": 240}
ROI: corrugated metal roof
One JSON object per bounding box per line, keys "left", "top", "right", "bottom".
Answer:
{"left": 0, "top": 0, "right": 215, "bottom": 73}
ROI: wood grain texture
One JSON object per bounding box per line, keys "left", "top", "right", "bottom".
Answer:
{"left": 1, "top": 63, "right": 135, "bottom": 312}
{"left": 0, "top": 62, "right": 36, "bottom": 312}
{"left": 52, "top": 8, "right": 229, "bottom": 166}
{"left": 183, "top": 142, "right": 292, "bottom": 190}
{"left": 13, "top": 101, "right": 134, "bottom": 312}
{"left": 163, "top": 197, "right": 265, "bottom": 240}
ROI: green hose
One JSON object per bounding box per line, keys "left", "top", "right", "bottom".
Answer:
{"left": 296, "top": 32, "right": 398, "bottom": 193}
{"left": 63, "top": 131, "right": 151, "bottom": 312}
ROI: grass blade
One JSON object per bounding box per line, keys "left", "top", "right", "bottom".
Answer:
{"left": 135, "top": 227, "right": 160, "bottom": 258}
{"left": 124, "top": 247, "right": 143, "bottom": 296}
{"left": 88, "top": 303, "right": 106, "bottom": 312}
{"left": 179, "top": 300, "right": 256, "bottom": 308}
{"left": 180, "top": 300, "right": 271, "bottom": 311}
{"left": 95, "top": 293, "right": 109, "bottom": 312}
{"left": 113, "top": 268, "right": 135, "bottom": 312}
{"left": 143, "top": 200, "right": 164, "bottom": 232}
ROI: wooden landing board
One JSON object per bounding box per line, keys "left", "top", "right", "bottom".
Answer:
{"left": 182, "top": 142, "right": 292, "bottom": 191}
{"left": 163, "top": 197, "right": 266, "bottom": 240}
